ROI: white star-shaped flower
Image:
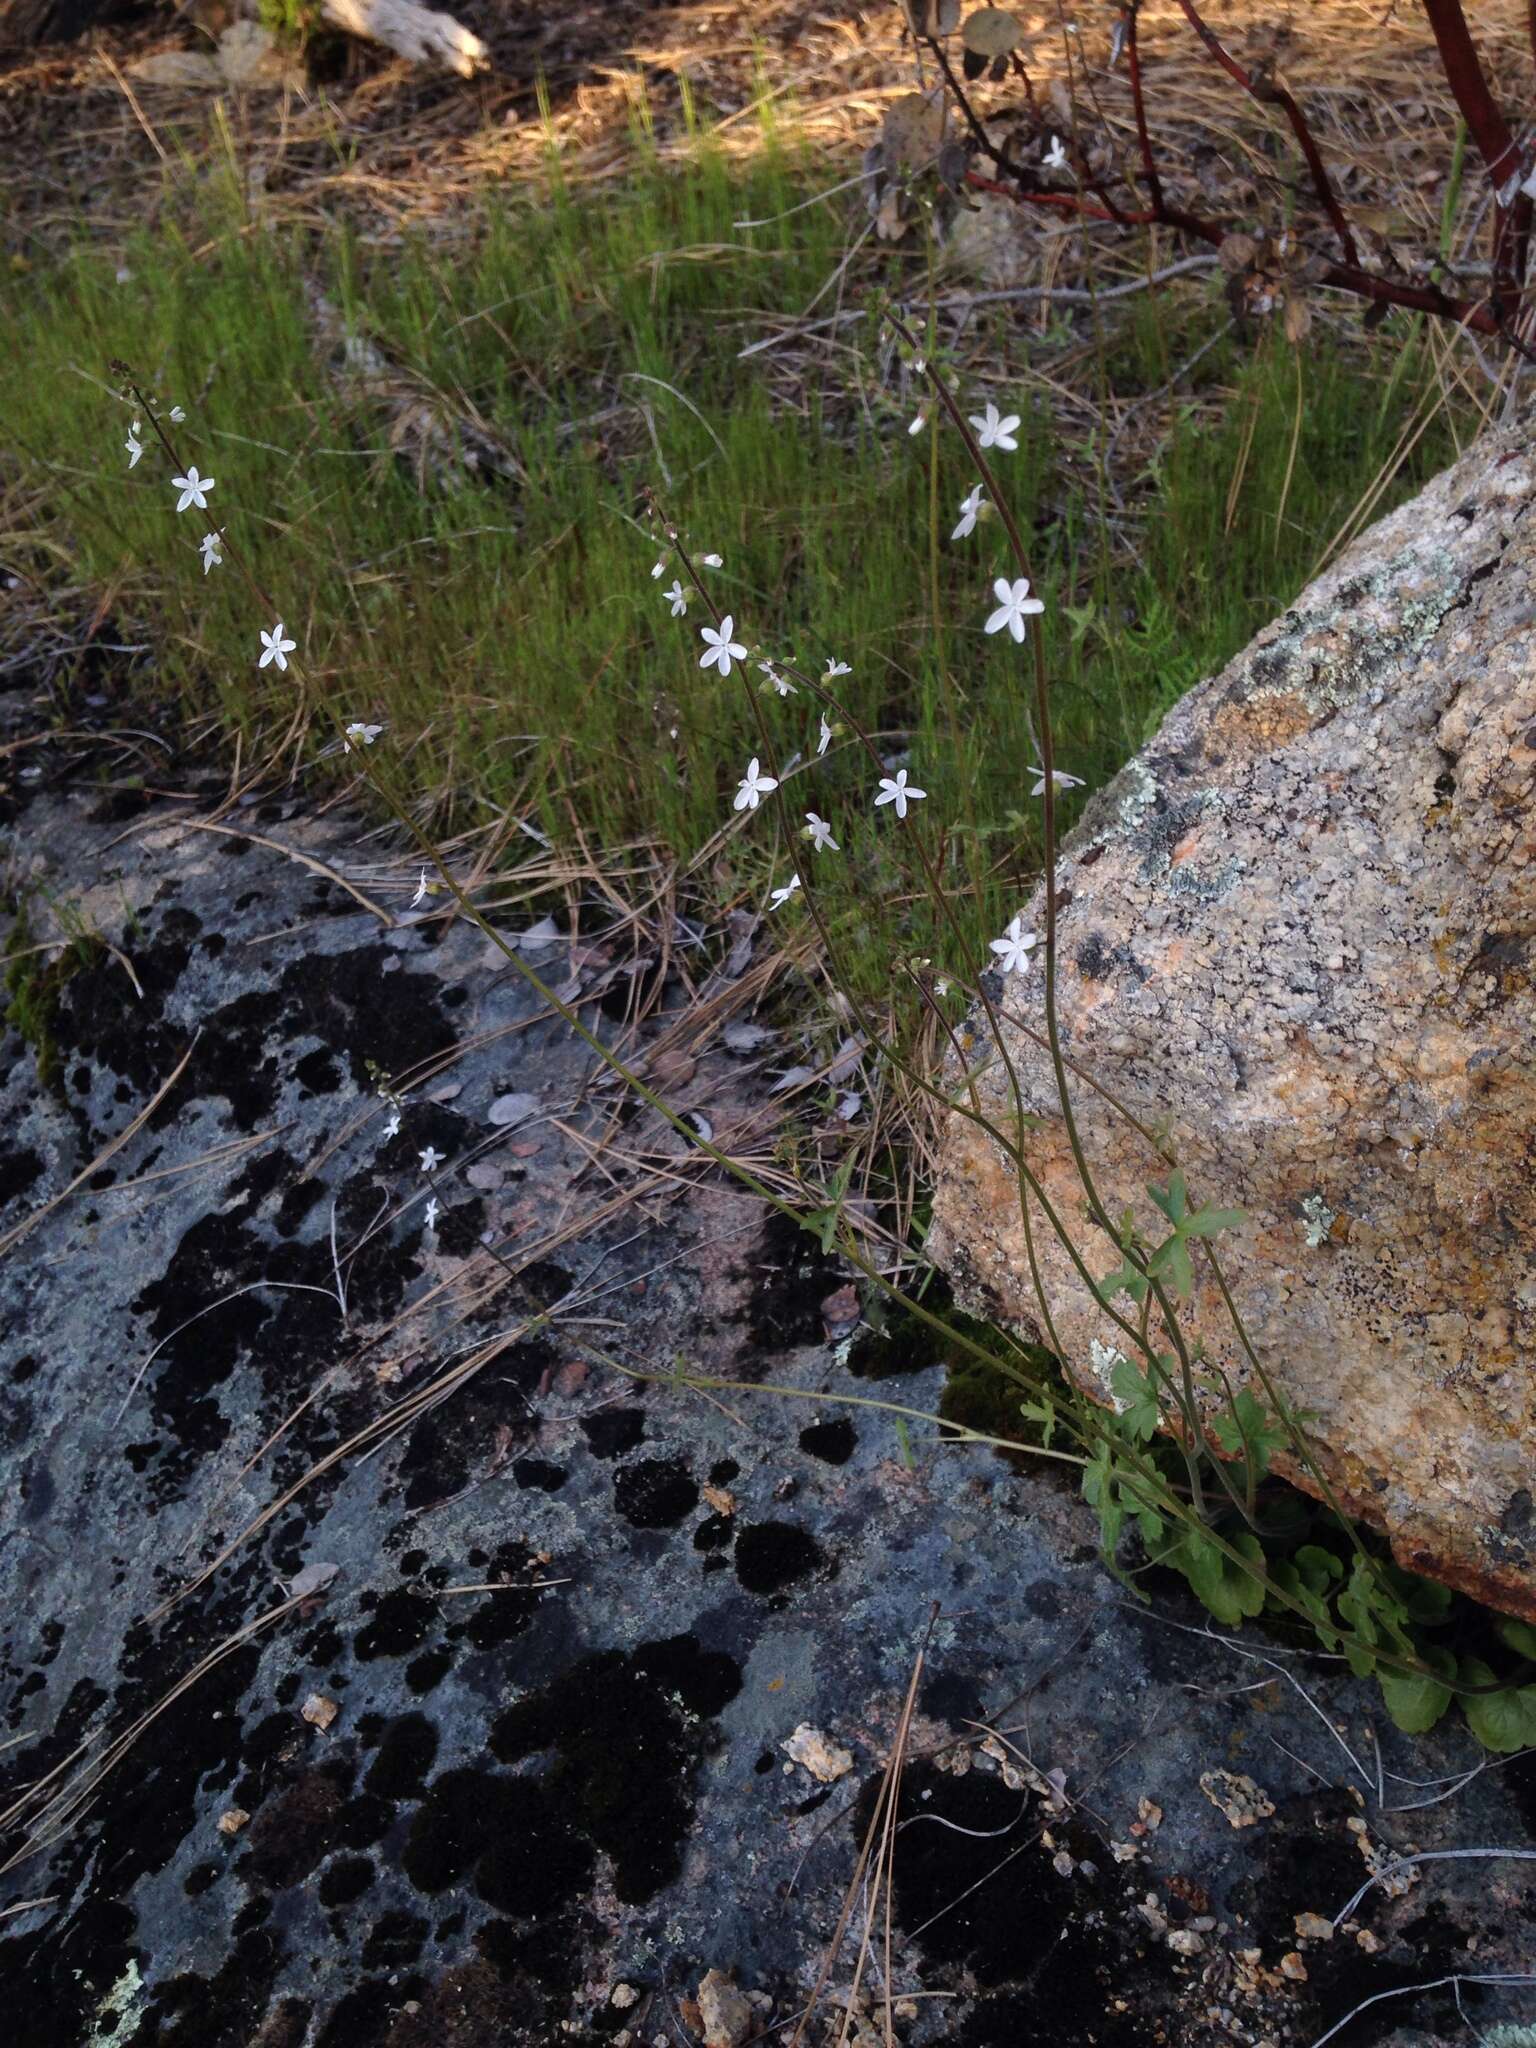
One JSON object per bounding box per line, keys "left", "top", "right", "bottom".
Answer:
{"left": 663, "top": 580, "right": 687, "bottom": 617}
{"left": 874, "top": 769, "right": 926, "bottom": 820}
{"left": 990, "top": 916, "right": 1040, "bottom": 976}
{"left": 985, "top": 577, "right": 1046, "bottom": 643}
{"left": 698, "top": 552, "right": 723, "bottom": 568}
{"left": 381, "top": 1106, "right": 402, "bottom": 1140}
{"left": 171, "top": 466, "right": 214, "bottom": 512}
{"left": 805, "top": 812, "right": 839, "bottom": 853}
{"left": 1042, "top": 135, "right": 1068, "bottom": 172}
{"left": 424, "top": 1195, "right": 440, "bottom": 1231}
{"left": 418, "top": 1145, "right": 444, "bottom": 1174}
{"left": 343, "top": 721, "right": 384, "bottom": 752}
{"left": 824, "top": 659, "right": 851, "bottom": 681}
{"left": 769, "top": 873, "right": 802, "bottom": 911}
{"left": 700, "top": 614, "right": 748, "bottom": 677}
{"left": 169, "top": 404, "right": 186, "bottom": 423}
{"left": 952, "top": 484, "right": 985, "bottom": 540}
{"left": 817, "top": 716, "right": 833, "bottom": 758}
{"left": 969, "top": 402, "right": 1020, "bottom": 453}
{"left": 1029, "top": 763, "right": 1085, "bottom": 798}
{"left": 199, "top": 531, "right": 223, "bottom": 575}
{"left": 258, "top": 621, "right": 296, "bottom": 671}
{"left": 411, "top": 866, "right": 429, "bottom": 907}
{"left": 733, "top": 757, "right": 778, "bottom": 812}
{"left": 125, "top": 424, "right": 143, "bottom": 469}
{"left": 759, "top": 661, "right": 795, "bottom": 698}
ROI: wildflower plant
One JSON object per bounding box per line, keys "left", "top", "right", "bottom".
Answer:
{"left": 98, "top": 287, "right": 1536, "bottom": 1761}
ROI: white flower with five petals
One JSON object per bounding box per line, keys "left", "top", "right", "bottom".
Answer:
{"left": 343, "top": 721, "right": 383, "bottom": 752}
{"left": 171, "top": 466, "right": 214, "bottom": 512}
{"left": 769, "top": 873, "right": 801, "bottom": 911}
{"left": 699, "top": 614, "right": 747, "bottom": 676}
{"left": 418, "top": 1145, "right": 444, "bottom": 1174}
{"left": 874, "top": 769, "right": 926, "bottom": 820}
{"left": 734, "top": 757, "right": 778, "bottom": 811}
{"left": 989, "top": 914, "right": 1039, "bottom": 976}
{"left": 258, "top": 622, "right": 296, "bottom": 671}
{"left": 817, "top": 716, "right": 833, "bottom": 758}
{"left": 805, "top": 812, "right": 839, "bottom": 853}
{"left": 984, "top": 577, "right": 1045, "bottom": 643}
{"left": 1042, "top": 135, "right": 1068, "bottom": 172}
{"left": 125, "top": 423, "right": 143, "bottom": 469}
{"left": 969, "top": 402, "right": 1020, "bottom": 453}
{"left": 199, "top": 531, "right": 223, "bottom": 575}
{"left": 663, "top": 580, "right": 687, "bottom": 617}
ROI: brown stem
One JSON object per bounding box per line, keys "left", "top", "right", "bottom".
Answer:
{"left": 962, "top": 172, "right": 1534, "bottom": 351}
{"left": 1123, "top": 2, "right": 1165, "bottom": 216}
{"left": 1420, "top": 0, "right": 1525, "bottom": 297}
{"left": 1173, "top": 0, "right": 1361, "bottom": 270}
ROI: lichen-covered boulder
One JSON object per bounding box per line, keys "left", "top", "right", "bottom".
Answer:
{"left": 929, "top": 412, "right": 1536, "bottom": 1619}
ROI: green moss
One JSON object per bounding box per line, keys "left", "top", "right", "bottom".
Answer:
{"left": 3, "top": 903, "right": 101, "bottom": 1097}
{"left": 939, "top": 1344, "right": 1059, "bottom": 1464}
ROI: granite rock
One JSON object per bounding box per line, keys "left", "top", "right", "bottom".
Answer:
{"left": 930, "top": 412, "right": 1536, "bottom": 1618}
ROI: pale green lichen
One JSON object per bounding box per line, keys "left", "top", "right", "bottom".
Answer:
{"left": 93, "top": 1960, "right": 144, "bottom": 2046}
{"left": 1300, "top": 1193, "right": 1336, "bottom": 1248}
{"left": 1090, "top": 1335, "right": 1128, "bottom": 1401}
{"left": 1115, "top": 757, "right": 1158, "bottom": 835}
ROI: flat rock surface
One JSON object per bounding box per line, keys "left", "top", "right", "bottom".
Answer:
{"left": 0, "top": 779, "right": 1533, "bottom": 2047}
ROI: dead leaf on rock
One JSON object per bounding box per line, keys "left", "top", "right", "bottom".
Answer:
{"left": 488, "top": 1091, "right": 540, "bottom": 1128}
{"left": 820, "top": 1283, "right": 861, "bottom": 1339}
{"left": 301, "top": 1693, "right": 340, "bottom": 1730}
{"left": 216, "top": 1806, "right": 250, "bottom": 1836}
{"left": 285, "top": 1561, "right": 340, "bottom": 1601}
{"left": 882, "top": 93, "right": 945, "bottom": 170}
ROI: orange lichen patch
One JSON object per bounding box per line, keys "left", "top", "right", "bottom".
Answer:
{"left": 1207, "top": 692, "right": 1319, "bottom": 755}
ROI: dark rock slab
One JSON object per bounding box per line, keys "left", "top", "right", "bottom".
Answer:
{"left": 0, "top": 789, "right": 1532, "bottom": 2047}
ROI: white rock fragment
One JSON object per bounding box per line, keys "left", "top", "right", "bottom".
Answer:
{"left": 694, "top": 1969, "right": 753, "bottom": 2048}
{"left": 780, "top": 1723, "right": 854, "bottom": 1783}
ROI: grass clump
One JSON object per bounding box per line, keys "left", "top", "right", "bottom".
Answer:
{"left": 2, "top": 899, "right": 102, "bottom": 1098}
{"left": 7, "top": 137, "right": 1469, "bottom": 996}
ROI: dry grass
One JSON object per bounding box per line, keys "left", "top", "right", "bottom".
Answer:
{"left": 7, "top": 2, "right": 1535, "bottom": 250}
